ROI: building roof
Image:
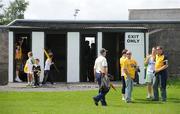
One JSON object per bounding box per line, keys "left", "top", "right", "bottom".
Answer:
{"left": 6, "top": 19, "right": 180, "bottom": 31}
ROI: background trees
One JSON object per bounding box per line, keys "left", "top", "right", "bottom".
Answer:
{"left": 0, "top": 0, "right": 29, "bottom": 25}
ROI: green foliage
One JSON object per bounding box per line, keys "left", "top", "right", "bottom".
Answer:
{"left": 0, "top": 0, "right": 29, "bottom": 25}
{"left": 0, "top": 81, "right": 179, "bottom": 114}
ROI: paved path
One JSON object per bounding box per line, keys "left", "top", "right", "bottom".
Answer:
{"left": 0, "top": 82, "right": 121, "bottom": 92}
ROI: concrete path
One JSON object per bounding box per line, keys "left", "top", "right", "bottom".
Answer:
{"left": 0, "top": 82, "right": 121, "bottom": 92}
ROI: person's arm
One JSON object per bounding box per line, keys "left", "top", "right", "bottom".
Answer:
{"left": 144, "top": 55, "right": 150, "bottom": 65}
{"left": 123, "top": 61, "right": 130, "bottom": 76}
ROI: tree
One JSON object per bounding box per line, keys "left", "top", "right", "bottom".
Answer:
{"left": 0, "top": 0, "right": 4, "bottom": 25}
{"left": 1, "top": 0, "right": 29, "bottom": 25}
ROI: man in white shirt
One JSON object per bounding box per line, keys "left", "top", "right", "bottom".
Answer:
{"left": 94, "top": 48, "right": 108, "bottom": 87}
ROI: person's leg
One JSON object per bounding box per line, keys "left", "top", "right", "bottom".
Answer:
{"left": 160, "top": 71, "right": 167, "bottom": 101}
{"left": 100, "top": 90, "right": 109, "bottom": 106}
{"left": 34, "top": 74, "right": 38, "bottom": 86}
{"left": 49, "top": 70, "right": 54, "bottom": 84}
{"left": 125, "top": 77, "right": 132, "bottom": 102}
{"left": 96, "top": 73, "right": 101, "bottom": 88}
{"left": 121, "top": 76, "right": 126, "bottom": 100}
{"left": 153, "top": 74, "right": 159, "bottom": 100}
{"left": 42, "top": 71, "right": 49, "bottom": 84}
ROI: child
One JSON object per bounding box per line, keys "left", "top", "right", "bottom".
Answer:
{"left": 26, "top": 52, "right": 35, "bottom": 86}
{"left": 42, "top": 53, "right": 54, "bottom": 85}
{"left": 93, "top": 74, "right": 110, "bottom": 106}
{"left": 32, "top": 59, "right": 41, "bottom": 87}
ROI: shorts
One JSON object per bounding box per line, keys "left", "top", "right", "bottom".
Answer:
{"left": 145, "top": 72, "right": 154, "bottom": 83}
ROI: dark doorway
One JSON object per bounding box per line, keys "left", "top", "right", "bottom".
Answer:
{"left": 14, "top": 33, "right": 31, "bottom": 82}
{"left": 102, "top": 32, "right": 125, "bottom": 81}
{"left": 80, "top": 34, "right": 97, "bottom": 82}
{"left": 45, "top": 34, "right": 67, "bottom": 82}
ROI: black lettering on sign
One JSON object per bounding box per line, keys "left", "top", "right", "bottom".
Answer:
{"left": 127, "top": 35, "right": 140, "bottom": 43}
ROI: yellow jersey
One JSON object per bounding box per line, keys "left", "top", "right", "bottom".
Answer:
{"left": 123, "top": 58, "right": 137, "bottom": 79}
{"left": 120, "top": 56, "right": 126, "bottom": 76}
{"left": 155, "top": 54, "right": 167, "bottom": 70}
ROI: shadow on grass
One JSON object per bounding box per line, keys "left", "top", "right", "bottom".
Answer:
{"left": 134, "top": 99, "right": 163, "bottom": 104}
{"left": 167, "top": 98, "right": 180, "bottom": 103}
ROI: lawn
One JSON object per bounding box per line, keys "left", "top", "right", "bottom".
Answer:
{"left": 0, "top": 79, "right": 179, "bottom": 114}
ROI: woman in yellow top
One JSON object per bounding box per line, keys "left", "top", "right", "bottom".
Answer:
{"left": 119, "top": 49, "right": 128, "bottom": 100}
{"left": 123, "top": 51, "right": 137, "bottom": 103}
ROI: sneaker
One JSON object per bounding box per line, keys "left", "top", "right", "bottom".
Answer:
{"left": 125, "top": 100, "right": 131, "bottom": 103}
{"left": 15, "top": 77, "right": 22, "bottom": 82}
{"left": 122, "top": 97, "right": 125, "bottom": 101}
{"left": 93, "top": 97, "right": 98, "bottom": 106}
{"left": 152, "top": 99, "right": 159, "bottom": 101}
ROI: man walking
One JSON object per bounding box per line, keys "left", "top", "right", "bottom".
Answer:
{"left": 93, "top": 48, "right": 109, "bottom": 106}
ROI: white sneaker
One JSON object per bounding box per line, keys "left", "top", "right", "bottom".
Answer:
{"left": 122, "top": 97, "right": 125, "bottom": 101}
{"left": 15, "top": 77, "right": 22, "bottom": 82}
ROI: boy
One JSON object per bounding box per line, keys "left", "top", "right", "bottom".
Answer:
{"left": 93, "top": 74, "right": 110, "bottom": 106}
{"left": 42, "top": 53, "right": 54, "bottom": 85}
{"left": 32, "top": 59, "right": 41, "bottom": 87}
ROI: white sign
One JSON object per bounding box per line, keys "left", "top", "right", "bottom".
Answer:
{"left": 125, "top": 32, "right": 145, "bottom": 84}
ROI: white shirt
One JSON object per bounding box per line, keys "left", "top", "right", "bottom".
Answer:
{"left": 27, "top": 57, "right": 34, "bottom": 74}
{"left": 147, "top": 56, "right": 155, "bottom": 73}
{"left": 44, "top": 58, "right": 52, "bottom": 70}
{"left": 94, "top": 55, "right": 108, "bottom": 73}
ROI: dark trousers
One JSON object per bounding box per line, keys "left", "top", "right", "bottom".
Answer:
{"left": 121, "top": 76, "right": 126, "bottom": 94}
{"left": 42, "top": 70, "right": 54, "bottom": 84}
{"left": 34, "top": 74, "right": 40, "bottom": 86}
{"left": 94, "top": 89, "right": 109, "bottom": 105}
{"left": 153, "top": 71, "right": 167, "bottom": 101}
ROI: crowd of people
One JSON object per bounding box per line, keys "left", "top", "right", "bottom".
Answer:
{"left": 93, "top": 46, "right": 168, "bottom": 106}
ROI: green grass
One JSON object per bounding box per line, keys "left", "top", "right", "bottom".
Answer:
{"left": 0, "top": 81, "right": 180, "bottom": 114}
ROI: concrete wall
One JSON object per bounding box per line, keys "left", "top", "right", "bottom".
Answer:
{"left": 0, "top": 28, "right": 8, "bottom": 85}
{"left": 129, "top": 9, "right": 180, "bottom": 20}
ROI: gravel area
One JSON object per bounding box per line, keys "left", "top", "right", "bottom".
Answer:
{"left": 0, "top": 82, "right": 121, "bottom": 92}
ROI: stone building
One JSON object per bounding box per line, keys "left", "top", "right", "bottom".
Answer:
{"left": 129, "top": 8, "right": 180, "bottom": 77}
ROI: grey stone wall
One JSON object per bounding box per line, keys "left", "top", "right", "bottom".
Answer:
{"left": 0, "top": 28, "right": 8, "bottom": 85}
{"left": 129, "top": 9, "right": 180, "bottom": 20}
{"left": 149, "top": 28, "right": 180, "bottom": 77}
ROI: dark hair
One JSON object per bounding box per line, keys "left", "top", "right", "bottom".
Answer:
{"left": 122, "top": 49, "right": 128, "bottom": 55}
{"left": 156, "top": 46, "right": 163, "bottom": 50}
{"left": 35, "top": 59, "right": 40, "bottom": 62}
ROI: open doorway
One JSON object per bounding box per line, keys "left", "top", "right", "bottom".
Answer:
{"left": 14, "top": 33, "right": 31, "bottom": 82}
{"left": 80, "top": 34, "right": 97, "bottom": 82}
{"left": 102, "top": 32, "right": 125, "bottom": 81}
{"left": 45, "top": 34, "right": 67, "bottom": 82}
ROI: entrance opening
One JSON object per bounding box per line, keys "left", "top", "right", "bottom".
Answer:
{"left": 80, "top": 34, "right": 97, "bottom": 82}
{"left": 45, "top": 34, "right": 67, "bottom": 82}
{"left": 14, "top": 33, "right": 31, "bottom": 82}
{"left": 102, "top": 32, "right": 125, "bottom": 81}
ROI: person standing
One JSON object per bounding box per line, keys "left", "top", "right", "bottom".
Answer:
{"left": 42, "top": 53, "right": 54, "bottom": 85}
{"left": 26, "top": 51, "right": 35, "bottom": 86}
{"left": 32, "top": 59, "right": 41, "bottom": 87}
{"left": 93, "top": 48, "right": 109, "bottom": 106}
{"left": 123, "top": 51, "right": 137, "bottom": 103}
{"left": 119, "top": 49, "right": 128, "bottom": 100}
{"left": 145, "top": 47, "right": 156, "bottom": 99}
{"left": 153, "top": 46, "right": 168, "bottom": 102}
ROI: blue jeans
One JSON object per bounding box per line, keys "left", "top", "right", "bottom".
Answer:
{"left": 125, "top": 77, "right": 133, "bottom": 102}
{"left": 95, "top": 72, "right": 102, "bottom": 87}
{"left": 153, "top": 71, "right": 167, "bottom": 101}
{"left": 94, "top": 89, "right": 109, "bottom": 105}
